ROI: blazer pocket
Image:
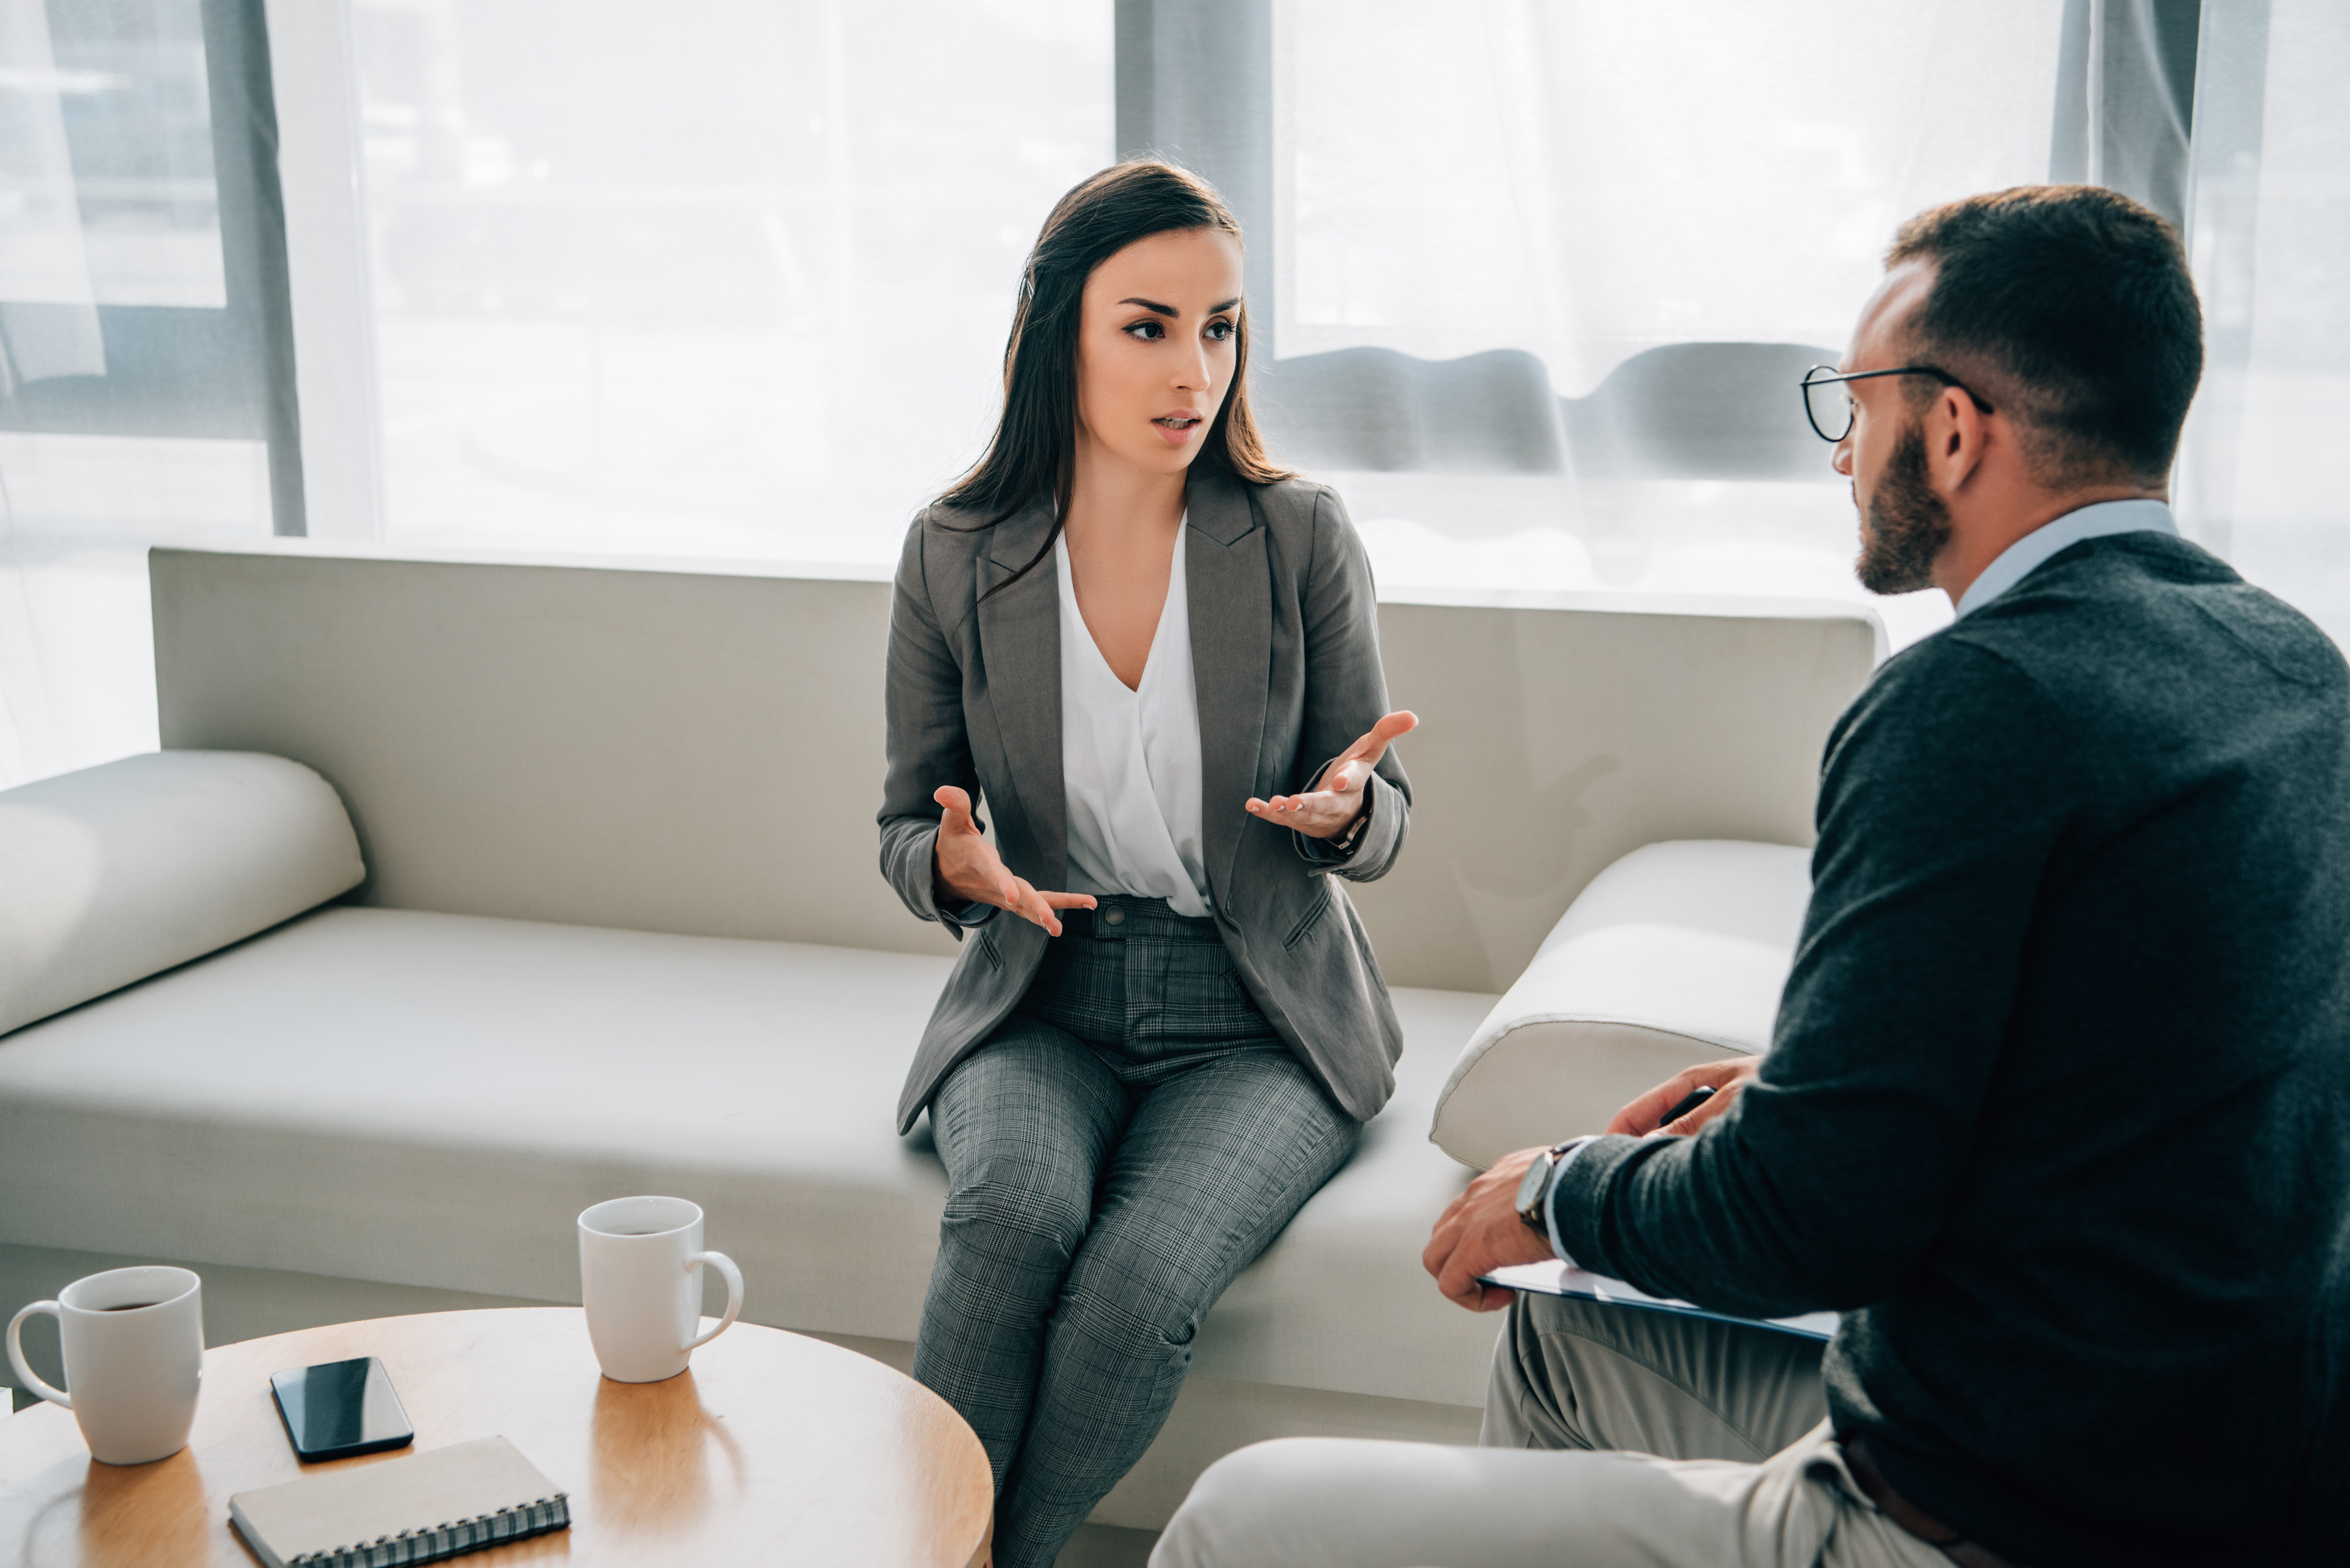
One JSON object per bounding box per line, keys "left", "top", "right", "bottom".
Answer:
{"left": 1282, "top": 883, "right": 1335, "bottom": 951}
{"left": 974, "top": 923, "right": 1004, "bottom": 972}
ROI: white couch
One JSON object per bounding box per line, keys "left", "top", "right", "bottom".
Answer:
{"left": 0, "top": 543, "right": 1873, "bottom": 1528}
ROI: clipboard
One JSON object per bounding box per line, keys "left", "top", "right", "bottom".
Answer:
{"left": 1479, "top": 1259, "right": 1840, "bottom": 1342}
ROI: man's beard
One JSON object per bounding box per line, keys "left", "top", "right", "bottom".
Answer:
{"left": 1854, "top": 422, "right": 1951, "bottom": 595}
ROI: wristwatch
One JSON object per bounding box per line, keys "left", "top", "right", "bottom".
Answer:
{"left": 1514, "top": 1139, "right": 1588, "bottom": 1231}
{"left": 1326, "top": 790, "right": 1373, "bottom": 858}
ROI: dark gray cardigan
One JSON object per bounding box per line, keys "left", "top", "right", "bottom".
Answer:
{"left": 1553, "top": 533, "right": 2350, "bottom": 1566}
{"left": 877, "top": 470, "right": 1411, "bottom": 1133}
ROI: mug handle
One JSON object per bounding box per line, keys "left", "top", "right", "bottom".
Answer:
{"left": 682, "top": 1251, "right": 743, "bottom": 1352}
{"left": 7, "top": 1301, "right": 71, "bottom": 1409}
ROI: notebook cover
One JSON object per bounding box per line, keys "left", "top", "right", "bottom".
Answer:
{"left": 227, "top": 1434, "right": 570, "bottom": 1568}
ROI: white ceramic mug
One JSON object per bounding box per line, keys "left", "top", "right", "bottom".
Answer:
{"left": 7, "top": 1266, "right": 204, "bottom": 1465}
{"left": 578, "top": 1196, "right": 744, "bottom": 1383}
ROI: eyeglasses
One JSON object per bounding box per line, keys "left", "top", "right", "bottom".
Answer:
{"left": 1799, "top": 364, "right": 1994, "bottom": 443}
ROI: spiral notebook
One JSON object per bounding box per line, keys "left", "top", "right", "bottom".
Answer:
{"left": 228, "top": 1435, "right": 570, "bottom": 1568}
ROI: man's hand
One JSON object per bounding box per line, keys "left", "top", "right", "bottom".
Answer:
{"left": 1247, "top": 711, "right": 1417, "bottom": 839}
{"left": 1605, "top": 1058, "right": 1761, "bottom": 1138}
{"left": 932, "top": 785, "right": 1095, "bottom": 937}
{"left": 1422, "top": 1145, "right": 1560, "bottom": 1312}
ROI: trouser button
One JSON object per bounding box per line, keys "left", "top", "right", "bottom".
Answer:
{"left": 1103, "top": 907, "right": 1125, "bottom": 926}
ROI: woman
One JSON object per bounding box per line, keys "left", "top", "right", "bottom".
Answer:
{"left": 878, "top": 160, "right": 1416, "bottom": 1568}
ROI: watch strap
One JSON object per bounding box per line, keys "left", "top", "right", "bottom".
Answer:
{"left": 1328, "top": 791, "right": 1372, "bottom": 857}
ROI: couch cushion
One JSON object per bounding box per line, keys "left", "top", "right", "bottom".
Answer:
{"left": 1429, "top": 840, "right": 1813, "bottom": 1169}
{"left": 0, "top": 907, "right": 1504, "bottom": 1409}
{"left": 0, "top": 752, "right": 365, "bottom": 1039}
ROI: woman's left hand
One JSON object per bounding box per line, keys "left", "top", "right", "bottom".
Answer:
{"left": 1247, "top": 711, "right": 1418, "bottom": 839}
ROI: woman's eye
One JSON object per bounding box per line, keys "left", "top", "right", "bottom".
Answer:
{"left": 1204, "top": 319, "right": 1233, "bottom": 341}
{"left": 1124, "top": 320, "right": 1164, "bottom": 341}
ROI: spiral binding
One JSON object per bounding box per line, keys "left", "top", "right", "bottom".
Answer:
{"left": 288, "top": 1491, "right": 570, "bottom": 1567}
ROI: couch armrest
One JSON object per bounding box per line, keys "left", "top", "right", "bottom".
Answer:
{"left": 1428, "top": 840, "right": 1811, "bottom": 1169}
{"left": 0, "top": 751, "right": 365, "bottom": 1037}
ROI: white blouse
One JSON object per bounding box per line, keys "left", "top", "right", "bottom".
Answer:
{"left": 1055, "top": 527, "right": 1212, "bottom": 918}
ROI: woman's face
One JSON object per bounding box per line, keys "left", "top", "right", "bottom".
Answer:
{"left": 1073, "top": 225, "right": 1244, "bottom": 479}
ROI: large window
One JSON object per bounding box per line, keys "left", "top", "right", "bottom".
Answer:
{"left": 1272, "top": 2, "right": 2064, "bottom": 648}
{"left": 338, "top": 1, "right": 2080, "bottom": 652}
{"left": 7, "top": 1, "right": 2350, "bottom": 791}
{"left": 351, "top": 0, "right": 1113, "bottom": 560}
{"left": 1, "top": 0, "right": 288, "bottom": 790}
{"left": 0, "top": 0, "right": 226, "bottom": 310}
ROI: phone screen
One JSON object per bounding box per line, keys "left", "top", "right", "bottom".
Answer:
{"left": 270, "top": 1356, "right": 415, "bottom": 1461}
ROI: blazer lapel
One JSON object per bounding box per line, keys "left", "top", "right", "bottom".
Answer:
{"left": 1185, "top": 470, "right": 1271, "bottom": 907}
{"left": 975, "top": 496, "right": 1067, "bottom": 887}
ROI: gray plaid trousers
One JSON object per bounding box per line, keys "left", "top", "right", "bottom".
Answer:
{"left": 914, "top": 896, "right": 1361, "bottom": 1568}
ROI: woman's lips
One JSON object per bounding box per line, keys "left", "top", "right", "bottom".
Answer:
{"left": 1153, "top": 415, "right": 1202, "bottom": 444}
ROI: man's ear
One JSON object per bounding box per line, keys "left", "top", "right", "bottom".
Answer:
{"left": 1928, "top": 384, "right": 1990, "bottom": 495}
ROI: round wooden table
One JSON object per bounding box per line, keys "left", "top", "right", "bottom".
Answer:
{"left": 0, "top": 1308, "right": 993, "bottom": 1567}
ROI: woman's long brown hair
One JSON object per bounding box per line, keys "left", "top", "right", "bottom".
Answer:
{"left": 938, "top": 160, "right": 1291, "bottom": 597}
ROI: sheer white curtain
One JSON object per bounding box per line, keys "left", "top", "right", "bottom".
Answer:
{"left": 1282, "top": 3, "right": 2062, "bottom": 392}
{"left": 1275, "top": 0, "right": 2069, "bottom": 647}
{"left": 350, "top": 0, "right": 1112, "bottom": 562}
{"left": 2177, "top": 0, "right": 2350, "bottom": 647}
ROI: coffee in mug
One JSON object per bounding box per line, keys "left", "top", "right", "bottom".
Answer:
{"left": 577, "top": 1197, "right": 744, "bottom": 1383}
{"left": 8, "top": 1266, "right": 204, "bottom": 1465}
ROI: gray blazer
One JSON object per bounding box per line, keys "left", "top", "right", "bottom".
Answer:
{"left": 879, "top": 470, "right": 1411, "bottom": 1133}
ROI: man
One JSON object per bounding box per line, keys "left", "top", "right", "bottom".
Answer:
{"left": 1151, "top": 186, "right": 2350, "bottom": 1568}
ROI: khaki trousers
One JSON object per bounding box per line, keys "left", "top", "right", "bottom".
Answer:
{"left": 1149, "top": 1293, "right": 1953, "bottom": 1568}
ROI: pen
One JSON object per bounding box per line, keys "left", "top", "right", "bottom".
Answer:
{"left": 1658, "top": 1085, "right": 1717, "bottom": 1127}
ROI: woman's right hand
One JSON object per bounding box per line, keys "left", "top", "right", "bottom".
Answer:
{"left": 932, "top": 785, "right": 1096, "bottom": 937}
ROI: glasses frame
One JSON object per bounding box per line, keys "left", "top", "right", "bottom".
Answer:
{"left": 1799, "top": 365, "right": 1994, "bottom": 443}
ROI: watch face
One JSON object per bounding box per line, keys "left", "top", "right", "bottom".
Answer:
{"left": 1514, "top": 1153, "right": 1551, "bottom": 1215}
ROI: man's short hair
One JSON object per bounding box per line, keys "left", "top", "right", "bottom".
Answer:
{"left": 1887, "top": 186, "right": 2203, "bottom": 486}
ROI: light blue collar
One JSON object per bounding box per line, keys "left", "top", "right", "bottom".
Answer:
{"left": 1954, "top": 499, "right": 2179, "bottom": 618}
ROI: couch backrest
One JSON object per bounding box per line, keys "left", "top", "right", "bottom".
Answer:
{"left": 152, "top": 545, "right": 1879, "bottom": 993}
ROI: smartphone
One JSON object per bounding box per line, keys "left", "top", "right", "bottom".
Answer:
{"left": 269, "top": 1356, "right": 416, "bottom": 1462}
